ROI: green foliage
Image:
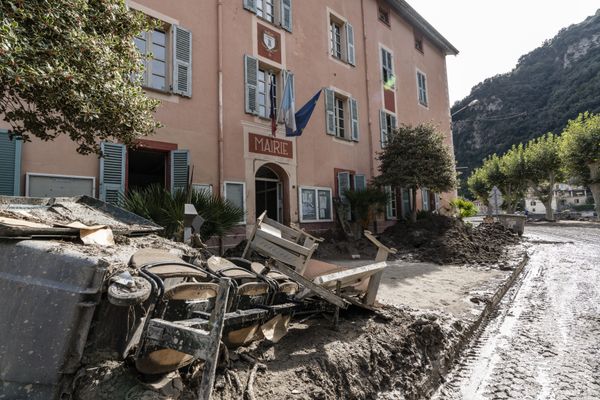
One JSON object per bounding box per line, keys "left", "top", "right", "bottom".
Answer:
{"left": 467, "top": 165, "right": 492, "bottom": 205}
{"left": 375, "top": 123, "right": 456, "bottom": 222}
{"left": 559, "top": 112, "right": 600, "bottom": 184}
{"left": 343, "top": 186, "right": 388, "bottom": 229}
{"left": 122, "top": 184, "right": 244, "bottom": 241}
{"left": 452, "top": 11, "right": 600, "bottom": 175}
{"left": 450, "top": 198, "right": 478, "bottom": 218}
{"left": 0, "top": 0, "right": 160, "bottom": 154}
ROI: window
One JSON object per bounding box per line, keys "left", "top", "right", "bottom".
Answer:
{"left": 328, "top": 14, "right": 355, "bottom": 65}
{"left": 530, "top": 201, "right": 536, "bottom": 206}
{"left": 381, "top": 48, "right": 395, "bottom": 88}
{"left": 422, "top": 188, "right": 430, "bottom": 211}
{"left": 414, "top": 31, "right": 424, "bottom": 53}
{"left": 243, "top": 0, "right": 292, "bottom": 32}
{"left": 417, "top": 71, "right": 428, "bottom": 106}
{"left": 300, "top": 187, "right": 332, "bottom": 222}
{"left": 575, "top": 199, "right": 580, "bottom": 204}
{"left": 193, "top": 184, "right": 213, "bottom": 194}
{"left": 379, "top": 110, "right": 397, "bottom": 147}
{"left": 401, "top": 188, "right": 411, "bottom": 218}
{"left": 135, "top": 28, "right": 168, "bottom": 91}
{"left": 378, "top": 6, "right": 390, "bottom": 26}
{"left": 324, "top": 89, "right": 359, "bottom": 141}
{"left": 0, "top": 130, "right": 22, "bottom": 196}
{"left": 257, "top": 69, "right": 277, "bottom": 118}
{"left": 133, "top": 22, "right": 192, "bottom": 97}
{"left": 385, "top": 186, "right": 397, "bottom": 219}
{"left": 224, "top": 182, "right": 246, "bottom": 223}
{"left": 256, "top": 0, "right": 274, "bottom": 22}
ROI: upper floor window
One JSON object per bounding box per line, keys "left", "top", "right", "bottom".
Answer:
{"left": 379, "top": 110, "right": 397, "bottom": 147}
{"left": 414, "top": 30, "right": 424, "bottom": 53}
{"left": 244, "top": 55, "right": 294, "bottom": 119}
{"left": 328, "top": 13, "right": 356, "bottom": 66}
{"left": 133, "top": 21, "right": 192, "bottom": 97}
{"left": 135, "top": 28, "right": 168, "bottom": 92}
{"left": 257, "top": 69, "right": 277, "bottom": 118}
{"left": 381, "top": 48, "right": 395, "bottom": 88}
{"left": 324, "top": 88, "right": 359, "bottom": 141}
{"left": 417, "top": 71, "right": 428, "bottom": 106}
{"left": 243, "top": 0, "right": 292, "bottom": 32}
{"left": 378, "top": 6, "right": 390, "bottom": 26}
{"left": 256, "top": 0, "right": 275, "bottom": 23}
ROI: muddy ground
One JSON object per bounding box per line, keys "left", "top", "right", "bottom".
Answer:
{"left": 74, "top": 306, "right": 464, "bottom": 400}
{"left": 315, "top": 215, "right": 520, "bottom": 266}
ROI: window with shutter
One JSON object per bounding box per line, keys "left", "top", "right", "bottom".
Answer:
{"left": 172, "top": 25, "right": 192, "bottom": 97}
{"left": 350, "top": 98, "right": 359, "bottom": 141}
{"left": 280, "top": 0, "right": 292, "bottom": 32}
{"left": 354, "top": 175, "right": 366, "bottom": 191}
{"left": 385, "top": 186, "right": 398, "bottom": 219}
{"left": 379, "top": 110, "right": 388, "bottom": 147}
{"left": 381, "top": 48, "right": 395, "bottom": 88}
{"left": 244, "top": 55, "right": 259, "bottom": 115}
{"left": 99, "top": 142, "right": 125, "bottom": 205}
{"left": 417, "top": 71, "right": 428, "bottom": 106}
{"left": 346, "top": 23, "right": 355, "bottom": 65}
{"left": 337, "top": 172, "right": 352, "bottom": 220}
{"left": 243, "top": 0, "right": 257, "bottom": 13}
{"left": 0, "top": 131, "right": 21, "bottom": 196}
{"left": 170, "top": 150, "right": 189, "bottom": 193}
{"left": 324, "top": 88, "right": 336, "bottom": 135}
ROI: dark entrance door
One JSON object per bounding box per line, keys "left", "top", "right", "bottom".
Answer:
{"left": 255, "top": 166, "right": 282, "bottom": 222}
{"left": 128, "top": 149, "right": 167, "bottom": 191}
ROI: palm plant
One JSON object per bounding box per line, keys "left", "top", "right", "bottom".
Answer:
{"left": 344, "top": 186, "right": 388, "bottom": 231}
{"left": 122, "top": 184, "right": 244, "bottom": 241}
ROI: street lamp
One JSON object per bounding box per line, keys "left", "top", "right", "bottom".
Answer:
{"left": 451, "top": 99, "right": 479, "bottom": 118}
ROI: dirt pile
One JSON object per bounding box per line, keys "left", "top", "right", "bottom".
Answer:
{"left": 380, "top": 215, "right": 520, "bottom": 265}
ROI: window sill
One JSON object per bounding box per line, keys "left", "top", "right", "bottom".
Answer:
{"left": 418, "top": 101, "right": 429, "bottom": 109}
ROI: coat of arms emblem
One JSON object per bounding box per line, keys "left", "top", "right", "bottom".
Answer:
{"left": 263, "top": 31, "right": 277, "bottom": 51}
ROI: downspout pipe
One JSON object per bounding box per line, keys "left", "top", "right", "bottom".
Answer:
{"left": 217, "top": 0, "right": 225, "bottom": 253}
{"left": 360, "top": 0, "right": 375, "bottom": 179}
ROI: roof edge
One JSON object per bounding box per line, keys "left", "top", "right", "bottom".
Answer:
{"left": 384, "top": 0, "right": 459, "bottom": 56}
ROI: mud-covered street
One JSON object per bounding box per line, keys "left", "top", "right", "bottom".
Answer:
{"left": 432, "top": 222, "right": 600, "bottom": 400}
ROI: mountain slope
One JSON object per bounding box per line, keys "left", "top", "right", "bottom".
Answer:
{"left": 452, "top": 10, "right": 600, "bottom": 173}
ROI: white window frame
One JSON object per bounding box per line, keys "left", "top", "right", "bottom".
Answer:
{"left": 135, "top": 26, "right": 170, "bottom": 92}
{"left": 330, "top": 19, "right": 343, "bottom": 60}
{"left": 385, "top": 186, "right": 397, "bottom": 220}
{"left": 25, "top": 172, "right": 96, "bottom": 198}
{"left": 257, "top": 67, "right": 278, "bottom": 119}
{"left": 416, "top": 69, "right": 428, "bottom": 107}
{"left": 422, "top": 187, "right": 430, "bottom": 211}
{"left": 381, "top": 46, "right": 395, "bottom": 88}
{"left": 192, "top": 183, "right": 213, "bottom": 194}
{"left": 299, "top": 186, "right": 333, "bottom": 223}
{"left": 223, "top": 181, "right": 246, "bottom": 224}
{"left": 334, "top": 95, "right": 346, "bottom": 139}
{"left": 327, "top": 10, "right": 355, "bottom": 66}
{"left": 256, "top": 0, "right": 275, "bottom": 23}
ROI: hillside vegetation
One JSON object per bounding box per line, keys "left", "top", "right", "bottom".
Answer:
{"left": 452, "top": 10, "right": 600, "bottom": 173}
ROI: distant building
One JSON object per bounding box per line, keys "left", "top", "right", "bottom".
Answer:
{"left": 525, "top": 184, "right": 591, "bottom": 215}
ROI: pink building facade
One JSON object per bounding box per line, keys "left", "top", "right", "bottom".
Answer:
{"left": 0, "top": 0, "right": 458, "bottom": 247}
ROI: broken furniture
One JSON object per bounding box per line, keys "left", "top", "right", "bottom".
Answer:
{"left": 496, "top": 214, "right": 526, "bottom": 236}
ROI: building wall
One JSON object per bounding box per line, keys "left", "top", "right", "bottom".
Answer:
{"left": 1, "top": 0, "right": 457, "bottom": 245}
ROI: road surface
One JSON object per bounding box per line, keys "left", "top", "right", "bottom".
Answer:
{"left": 432, "top": 222, "right": 600, "bottom": 400}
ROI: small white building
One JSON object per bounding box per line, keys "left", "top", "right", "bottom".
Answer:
{"left": 525, "top": 184, "right": 591, "bottom": 215}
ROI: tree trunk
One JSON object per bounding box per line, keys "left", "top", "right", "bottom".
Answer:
{"left": 588, "top": 162, "right": 600, "bottom": 221}
{"left": 543, "top": 197, "right": 554, "bottom": 221}
{"left": 410, "top": 188, "right": 418, "bottom": 223}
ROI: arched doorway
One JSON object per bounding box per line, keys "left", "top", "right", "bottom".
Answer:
{"left": 255, "top": 165, "right": 284, "bottom": 222}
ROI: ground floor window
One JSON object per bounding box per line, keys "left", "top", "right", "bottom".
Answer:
{"left": 402, "top": 188, "right": 411, "bottom": 218}
{"left": 300, "top": 186, "right": 332, "bottom": 222}
{"left": 224, "top": 182, "right": 246, "bottom": 223}
{"left": 422, "top": 188, "right": 430, "bottom": 211}
{"left": 385, "top": 186, "right": 397, "bottom": 220}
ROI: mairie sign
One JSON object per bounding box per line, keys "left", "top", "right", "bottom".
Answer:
{"left": 249, "top": 133, "right": 293, "bottom": 159}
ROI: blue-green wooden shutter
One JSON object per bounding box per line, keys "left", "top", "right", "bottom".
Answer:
{"left": 350, "top": 98, "right": 359, "bottom": 141}
{"left": 243, "top": 0, "right": 257, "bottom": 13}
{"left": 379, "top": 110, "right": 388, "bottom": 147}
{"left": 171, "top": 150, "right": 189, "bottom": 193}
{"left": 346, "top": 22, "right": 355, "bottom": 66}
{"left": 99, "top": 142, "right": 125, "bottom": 205}
{"left": 280, "top": 0, "right": 292, "bottom": 32}
{"left": 244, "top": 55, "right": 259, "bottom": 115}
{"left": 172, "top": 25, "right": 192, "bottom": 97}
{"left": 354, "top": 175, "right": 366, "bottom": 191}
{"left": 325, "top": 88, "right": 335, "bottom": 135}
{"left": 0, "top": 131, "right": 21, "bottom": 196}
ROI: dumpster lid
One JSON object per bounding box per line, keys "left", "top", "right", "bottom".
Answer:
{"left": 0, "top": 195, "right": 162, "bottom": 238}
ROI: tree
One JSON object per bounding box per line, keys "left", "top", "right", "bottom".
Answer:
{"left": 0, "top": 0, "right": 160, "bottom": 154}
{"left": 498, "top": 144, "right": 528, "bottom": 213}
{"left": 560, "top": 112, "right": 600, "bottom": 219}
{"left": 524, "top": 133, "right": 563, "bottom": 220}
{"left": 344, "top": 186, "right": 387, "bottom": 238}
{"left": 467, "top": 166, "right": 492, "bottom": 210}
{"left": 376, "top": 123, "right": 456, "bottom": 223}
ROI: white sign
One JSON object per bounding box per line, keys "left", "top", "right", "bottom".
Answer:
{"left": 263, "top": 32, "right": 276, "bottom": 51}
{"left": 488, "top": 186, "right": 504, "bottom": 214}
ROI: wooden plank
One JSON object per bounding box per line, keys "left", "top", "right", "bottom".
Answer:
{"left": 144, "top": 319, "right": 212, "bottom": 359}
{"left": 313, "top": 262, "right": 387, "bottom": 289}
{"left": 256, "top": 228, "right": 313, "bottom": 256}
{"left": 364, "top": 230, "right": 397, "bottom": 256}
{"left": 251, "top": 236, "right": 306, "bottom": 269}
{"left": 198, "top": 278, "right": 230, "bottom": 400}
{"left": 273, "top": 261, "right": 349, "bottom": 309}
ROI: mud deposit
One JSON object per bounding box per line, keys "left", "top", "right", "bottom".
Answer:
{"left": 74, "top": 307, "right": 463, "bottom": 400}
{"left": 316, "top": 216, "right": 520, "bottom": 266}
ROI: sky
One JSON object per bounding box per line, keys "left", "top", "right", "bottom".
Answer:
{"left": 410, "top": 1, "right": 600, "bottom": 104}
